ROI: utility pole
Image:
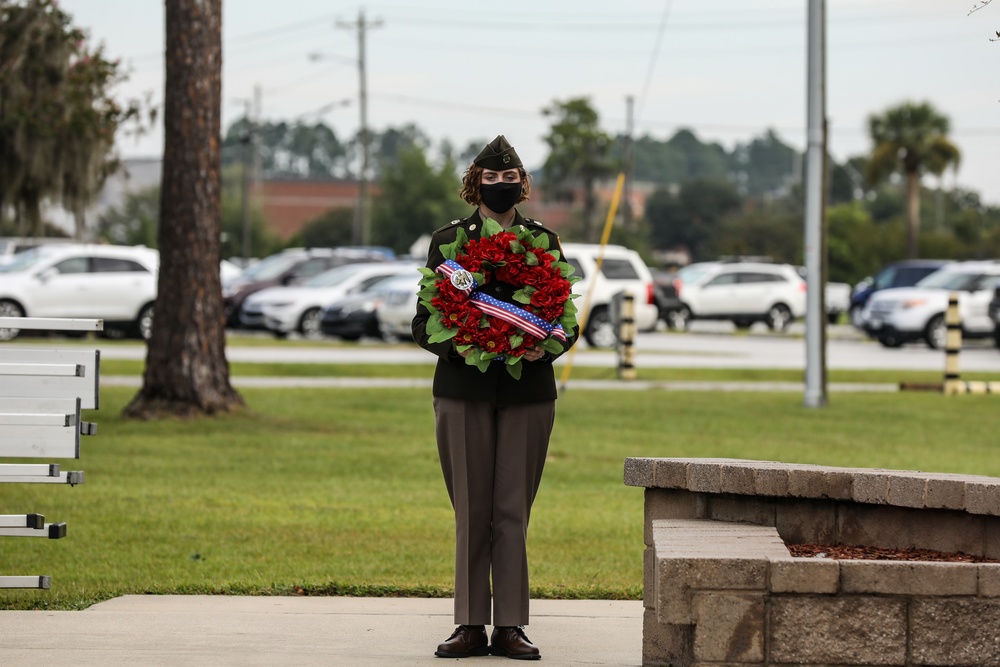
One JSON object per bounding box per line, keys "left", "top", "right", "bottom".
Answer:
{"left": 622, "top": 95, "right": 635, "bottom": 239}
{"left": 338, "top": 10, "right": 382, "bottom": 246}
{"left": 240, "top": 98, "right": 254, "bottom": 263}
{"left": 252, "top": 83, "right": 262, "bottom": 225}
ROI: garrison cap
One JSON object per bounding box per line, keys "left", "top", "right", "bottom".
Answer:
{"left": 474, "top": 135, "right": 522, "bottom": 170}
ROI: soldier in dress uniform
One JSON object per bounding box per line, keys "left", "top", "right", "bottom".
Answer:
{"left": 412, "top": 135, "right": 578, "bottom": 661}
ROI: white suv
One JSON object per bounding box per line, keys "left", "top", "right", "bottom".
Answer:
{"left": 0, "top": 244, "right": 159, "bottom": 340}
{"left": 863, "top": 261, "right": 1000, "bottom": 349}
{"left": 561, "top": 243, "right": 658, "bottom": 348}
{"left": 673, "top": 262, "right": 807, "bottom": 331}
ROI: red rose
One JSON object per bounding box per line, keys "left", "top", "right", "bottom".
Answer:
{"left": 530, "top": 290, "right": 557, "bottom": 308}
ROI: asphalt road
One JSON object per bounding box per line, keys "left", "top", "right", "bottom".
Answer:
{"left": 94, "top": 323, "right": 1000, "bottom": 373}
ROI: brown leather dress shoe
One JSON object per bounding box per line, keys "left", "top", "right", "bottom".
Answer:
{"left": 490, "top": 626, "right": 541, "bottom": 660}
{"left": 435, "top": 625, "right": 490, "bottom": 658}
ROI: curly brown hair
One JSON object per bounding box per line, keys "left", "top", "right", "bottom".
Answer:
{"left": 459, "top": 164, "right": 532, "bottom": 206}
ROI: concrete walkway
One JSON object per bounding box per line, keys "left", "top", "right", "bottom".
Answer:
{"left": 0, "top": 596, "right": 643, "bottom": 666}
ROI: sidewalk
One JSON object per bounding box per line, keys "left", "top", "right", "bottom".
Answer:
{"left": 0, "top": 596, "right": 643, "bottom": 666}
{"left": 101, "top": 375, "right": 898, "bottom": 393}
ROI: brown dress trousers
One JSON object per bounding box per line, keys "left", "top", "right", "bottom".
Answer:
{"left": 434, "top": 397, "right": 555, "bottom": 626}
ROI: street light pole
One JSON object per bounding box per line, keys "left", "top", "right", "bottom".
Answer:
{"left": 804, "top": 0, "right": 828, "bottom": 408}
{"left": 337, "top": 10, "right": 382, "bottom": 246}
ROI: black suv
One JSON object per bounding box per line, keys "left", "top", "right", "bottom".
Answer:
{"left": 222, "top": 247, "right": 390, "bottom": 327}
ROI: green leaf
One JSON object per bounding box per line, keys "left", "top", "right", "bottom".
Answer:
{"left": 516, "top": 227, "right": 535, "bottom": 244}
{"left": 540, "top": 337, "right": 564, "bottom": 354}
{"left": 441, "top": 228, "right": 467, "bottom": 261}
{"left": 417, "top": 286, "right": 437, "bottom": 301}
{"left": 513, "top": 287, "right": 535, "bottom": 304}
{"left": 555, "top": 261, "right": 574, "bottom": 277}
{"left": 509, "top": 239, "right": 526, "bottom": 254}
{"left": 472, "top": 272, "right": 485, "bottom": 285}
{"left": 505, "top": 361, "right": 523, "bottom": 380}
{"left": 418, "top": 267, "right": 437, "bottom": 279}
{"left": 524, "top": 251, "right": 539, "bottom": 267}
{"left": 456, "top": 344, "right": 474, "bottom": 354}
{"left": 548, "top": 249, "right": 561, "bottom": 261}
{"left": 425, "top": 315, "right": 444, "bottom": 334}
{"left": 562, "top": 299, "right": 578, "bottom": 316}
{"left": 509, "top": 334, "right": 524, "bottom": 349}
{"left": 466, "top": 353, "right": 491, "bottom": 373}
{"left": 427, "top": 327, "right": 459, "bottom": 344}
{"left": 482, "top": 218, "right": 503, "bottom": 237}
{"left": 480, "top": 315, "right": 490, "bottom": 328}
{"left": 531, "top": 234, "right": 550, "bottom": 250}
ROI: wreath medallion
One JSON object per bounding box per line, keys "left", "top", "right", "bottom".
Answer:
{"left": 418, "top": 217, "right": 580, "bottom": 379}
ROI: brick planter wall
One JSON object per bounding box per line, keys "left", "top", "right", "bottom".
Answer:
{"left": 624, "top": 458, "right": 1000, "bottom": 667}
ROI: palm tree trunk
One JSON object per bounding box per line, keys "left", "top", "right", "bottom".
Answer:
{"left": 905, "top": 171, "right": 920, "bottom": 259}
{"left": 124, "top": 0, "right": 242, "bottom": 418}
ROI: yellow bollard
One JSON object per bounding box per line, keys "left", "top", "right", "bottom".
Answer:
{"left": 618, "top": 292, "right": 636, "bottom": 381}
{"left": 943, "top": 292, "right": 963, "bottom": 396}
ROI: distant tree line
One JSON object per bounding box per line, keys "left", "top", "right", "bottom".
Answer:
{"left": 98, "top": 97, "right": 998, "bottom": 287}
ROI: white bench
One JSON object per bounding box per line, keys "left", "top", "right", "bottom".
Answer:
{"left": 0, "top": 317, "right": 102, "bottom": 589}
{"left": 0, "top": 347, "right": 101, "bottom": 409}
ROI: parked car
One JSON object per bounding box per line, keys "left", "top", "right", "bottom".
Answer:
{"left": 561, "top": 243, "right": 658, "bottom": 348}
{"left": 794, "top": 267, "right": 851, "bottom": 324}
{"left": 239, "top": 261, "right": 419, "bottom": 339}
{"left": 652, "top": 268, "right": 685, "bottom": 329}
{"left": 376, "top": 273, "right": 421, "bottom": 341}
{"left": 862, "top": 261, "right": 1000, "bottom": 349}
{"left": 849, "top": 259, "right": 952, "bottom": 329}
{"left": 222, "top": 247, "right": 388, "bottom": 327}
{"left": 319, "top": 271, "right": 421, "bottom": 341}
{"left": 0, "top": 243, "right": 159, "bottom": 341}
{"left": 669, "top": 262, "right": 806, "bottom": 331}
{"left": 989, "top": 286, "right": 1000, "bottom": 348}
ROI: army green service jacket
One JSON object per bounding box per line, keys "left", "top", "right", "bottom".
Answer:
{"left": 411, "top": 208, "right": 579, "bottom": 405}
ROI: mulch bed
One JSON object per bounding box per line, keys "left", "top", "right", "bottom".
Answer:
{"left": 787, "top": 543, "right": 1000, "bottom": 564}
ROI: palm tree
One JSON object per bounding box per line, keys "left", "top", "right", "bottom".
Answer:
{"left": 865, "top": 102, "right": 961, "bottom": 259}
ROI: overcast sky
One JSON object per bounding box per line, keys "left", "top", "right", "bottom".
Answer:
{"left": 60, "top": 0, "right": 1000, "bottom": 205}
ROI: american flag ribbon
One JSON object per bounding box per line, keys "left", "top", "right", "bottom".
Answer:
{"left": 435, "top": 259, "right": 567, "bottom": 342}
{"left": 470, "top": 293, "right": 567, "bottom": 342}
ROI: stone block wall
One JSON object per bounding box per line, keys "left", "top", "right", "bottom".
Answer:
{"left": 626, "top": 459, "right": 1000, "bottom": 667}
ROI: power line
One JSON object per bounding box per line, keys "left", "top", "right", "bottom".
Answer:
{"left": 636, "top": 0, "right": 673, "bottom": 124}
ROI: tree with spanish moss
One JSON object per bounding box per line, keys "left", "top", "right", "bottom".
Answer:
{"left": 0, "top": 0, "right": 143, "bottom": 237}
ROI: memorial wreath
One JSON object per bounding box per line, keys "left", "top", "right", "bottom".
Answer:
{"left": 418, "top": 218, "right": 580, "bottom": 379}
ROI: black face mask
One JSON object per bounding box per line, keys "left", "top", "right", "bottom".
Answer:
{"left": 480, "top": 182, "right": 522, "bottom": 214}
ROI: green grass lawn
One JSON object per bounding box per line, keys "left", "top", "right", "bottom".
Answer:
{"left": 1, "top": 382, "right": 998, "bottom": 610}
